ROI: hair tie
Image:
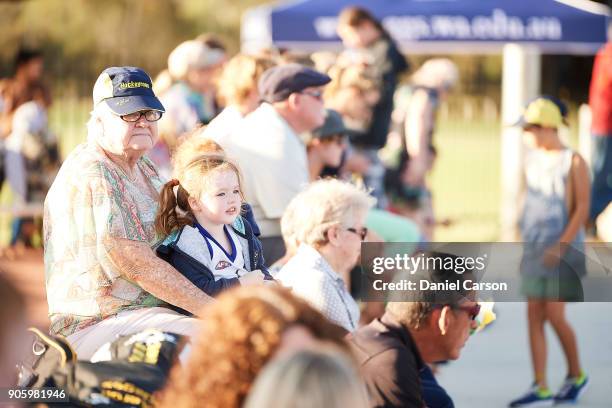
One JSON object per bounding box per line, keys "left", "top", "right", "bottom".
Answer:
{"left": 170, "top": 178, "right": 180, "bottom": 187}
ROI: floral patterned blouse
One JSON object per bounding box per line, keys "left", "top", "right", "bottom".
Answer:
{"left": 44, "top": 142, "right": 166, "bottom": 336}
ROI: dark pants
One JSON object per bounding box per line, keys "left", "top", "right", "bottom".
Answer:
{"left": 590, "top": 134, "right": 612, "bottom": 221}
{"left": 259, "top": 236, "right": 286, "bottom": 266}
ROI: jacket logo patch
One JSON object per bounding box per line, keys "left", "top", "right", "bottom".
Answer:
{"left": 215, "top": 260, "right": 231, "bottom": 270}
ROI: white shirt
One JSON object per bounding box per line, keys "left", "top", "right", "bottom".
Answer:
{"left": 184, "top": 224, "right": 248, "bottom": 280}
{"left": 219, "top": 103, "right": 309, "bottom": 237}
{"left": 203, "top": 105, "right": 244, "bottom": 146}
{"left": 276, "top": 244, "right": 360, "bottom": 332}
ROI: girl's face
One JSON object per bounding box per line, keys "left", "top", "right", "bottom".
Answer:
{"left": 319, "top": 135, "right": 346, "bottom": 168}
{"left": 192, "top": 169, "right": 242, "bottom": 226}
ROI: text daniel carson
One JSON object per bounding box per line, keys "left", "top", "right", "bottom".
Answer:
{"left": 372, "top": 279, "right": 508, "bottom": 292}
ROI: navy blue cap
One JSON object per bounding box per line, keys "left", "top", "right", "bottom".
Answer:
{"left": 93, "top": 66, "right": 165, "bottom": 115}
{"left": 258, "top": 63, "right": 331, "bottom": 103}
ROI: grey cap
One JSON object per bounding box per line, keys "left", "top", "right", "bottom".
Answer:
{"left": 258, "top": 63, "right": 331, "bottom": 103}
{"left": 311, "top": 109, "right": 350, "bottom": 139}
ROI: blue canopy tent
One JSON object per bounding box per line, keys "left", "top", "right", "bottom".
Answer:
{"left": 243, "top": 0, "right": 609, "bottom": 54}
{"left": 242, "top": 0, "right": 610, "bottom": 239}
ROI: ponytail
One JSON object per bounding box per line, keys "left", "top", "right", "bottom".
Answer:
{"left": 155, "top": 179, "right": 194, "bottom": 236}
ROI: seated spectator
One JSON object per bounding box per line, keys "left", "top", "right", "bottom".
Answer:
{"left": 0, "top": 47, "right": 54, "bottom": 251}
{"left": 244, "top": 349, "right": 369, "bottom": 408}
{"left": 170, "top": 135, "right": 262, "bottom": 236}
{"left": 0, "top": 273, "right": 28, "bottom": 387}
{"left": 276, "top": 179, "right": 375, "bottom": 333}
{"left": 306, "top": 108, "right": 348, "bottom": 180}
{"left": 155, "top": 140, "right": 271, "bottom": 297}
{"left": 151, "top": 40, "right": 225, "bottom": 177}
{"left": 158, "top": 285, "right": 348, "bottom": 408}
{"left": 203, "top": 53, "right": 275, "bottom": 143}
{"left": 219, "top": 64, "right": 330, "bottom": 263}
{"left": 44, "top": 67, "right": 210, "bottom": 359}
{"left": 307, "top": 109, "right": 422, "bottom": 244}
{"left": 348, "top": 252, "right": 478, "bottom": 408}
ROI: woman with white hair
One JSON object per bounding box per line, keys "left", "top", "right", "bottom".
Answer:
{"left": 276, "top": 179, "right": 375, "bottom": 333}
{"left": 44, "top": 67, "right": 210, "bottom": 359}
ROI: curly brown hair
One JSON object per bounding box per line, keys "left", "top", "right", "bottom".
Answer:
{"left": 157, "top": 286, "right": 348, "bottom": 408}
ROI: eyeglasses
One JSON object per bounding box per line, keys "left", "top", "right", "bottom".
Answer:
{"left": 346, "top": 227, "right": 368, "bottom": 240}
{"left": 120, "top": 110, "right": 163, "bottom": 122}
{"left": 299, "top": 90, "right": 324, "bottom": 101}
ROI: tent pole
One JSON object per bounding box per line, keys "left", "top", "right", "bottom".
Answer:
{"left": 500, "top": 44, "right": 541, "bottom": 241}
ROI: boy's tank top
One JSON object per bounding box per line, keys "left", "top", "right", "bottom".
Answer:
{"left": 520, "top": 148, "right": 585, "bottom": 277}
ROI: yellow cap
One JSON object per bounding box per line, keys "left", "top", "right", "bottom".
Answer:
{"left": 516, "top": 98, "right": 564, "bottom": 129}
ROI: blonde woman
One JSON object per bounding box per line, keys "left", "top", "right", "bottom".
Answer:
{"left": 244, "top": 348, "right": 369, "bottom": 408}
{"left": 203, "top": 53, "right": 275, "bottom": 143}
{"left": 276, "top": 179, "right": 376, "bottom": 333}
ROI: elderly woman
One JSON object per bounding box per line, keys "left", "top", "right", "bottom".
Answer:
{"left": 276, "top": 179, "right": 375, "bottom": 332}
{"left": 43, "top": 67, "right": 210, "bottom": 359}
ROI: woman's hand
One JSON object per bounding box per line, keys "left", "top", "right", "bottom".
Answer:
{"left": 239, "top": 269, "right": 266, "bottom": 286}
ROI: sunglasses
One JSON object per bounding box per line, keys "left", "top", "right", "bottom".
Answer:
{"left": 434, "top": 303, "right": 481, "bottom": 321}
{"left": 346, "top": 227, "right": 368, "bottom": 240}
{"left": 120, "top": 110, "right": 163, "bottom": 123}
{"left": 299, "top": 90, "right": 324, "bottom": 101}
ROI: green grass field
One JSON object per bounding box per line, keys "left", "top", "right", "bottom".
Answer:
{"left": 430, "top": 119, "right": 501, "bottom": 241}
{"left": 2, "top": 99, "right": 510, "bottom": 245}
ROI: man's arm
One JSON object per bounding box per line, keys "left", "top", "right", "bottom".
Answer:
{"left": 107, "top": 237, "right": 213, "bottom": 314}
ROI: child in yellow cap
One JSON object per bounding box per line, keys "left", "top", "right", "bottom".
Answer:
{"left": 509, "top": 96, "right": 590, "bottom": 407}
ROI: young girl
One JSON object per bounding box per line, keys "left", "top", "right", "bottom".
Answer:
{"left": 510, "top": 97, "right": 590, "bottom": 407}
{"left": 155, "top": 148, "right": 271, "bottom": 297}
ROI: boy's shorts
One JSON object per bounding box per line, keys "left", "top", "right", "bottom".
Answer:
{"left": 521, "top": 275, "right": 584, "bottom": 302}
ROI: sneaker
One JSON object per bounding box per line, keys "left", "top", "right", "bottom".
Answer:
{"left": 509, "top": 384, "right": 554, "bottom": 407}
{"left": 554, "top": 373, "right": 589, "bottom": 404}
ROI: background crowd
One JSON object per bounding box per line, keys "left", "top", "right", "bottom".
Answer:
{"left": 0, "top": 2, "right": 610, "bottom": 408}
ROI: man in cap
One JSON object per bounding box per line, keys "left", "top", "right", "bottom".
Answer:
{"left": 220, "top": 63, "right": 330, "bottom": 263}
{"left": 44, "top": 67, "right": 209, "bottom": 359}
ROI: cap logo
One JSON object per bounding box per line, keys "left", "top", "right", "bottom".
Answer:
{"left": 119, "top": 81, "right": 150, "bottom": 89}
{"left": 114, "top": 98, "right": 131, "bottom": 106}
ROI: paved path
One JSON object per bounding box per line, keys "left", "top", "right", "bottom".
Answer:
{"left": 0, "top": 249, "right": 49, "bottom": 330}
{"left": 438, "top": 302, "right": 612, "bottom": 408}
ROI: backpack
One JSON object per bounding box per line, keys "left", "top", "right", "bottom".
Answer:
{"left": 17, "top": 328, "right": 183, "bottom": 407}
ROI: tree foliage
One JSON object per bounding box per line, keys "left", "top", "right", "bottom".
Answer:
{"left": 0, "top": 0, "right": 268, "bottom": 92}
